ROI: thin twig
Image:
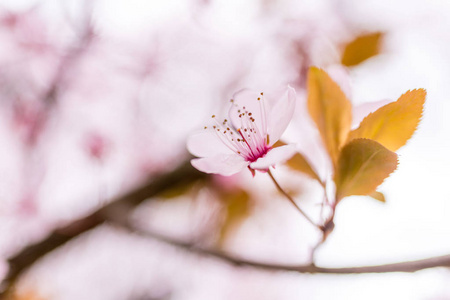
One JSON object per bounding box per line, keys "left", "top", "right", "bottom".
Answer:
{"left": 267, "top": 169, "right": 321, "bottom": 230}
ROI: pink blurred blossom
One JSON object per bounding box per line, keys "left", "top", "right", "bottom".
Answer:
{"left": 84, "top": 132, "right": 111, "bottom": 162}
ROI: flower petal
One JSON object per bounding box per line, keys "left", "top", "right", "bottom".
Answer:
{"left": 250, "top": 144, "right": 297, "bottom": 170}
{"left": 352, "top": 99, "right": 392, "bottom": 128}
{"left": 187, "top": 129, "right": 234, "bottom": 158}
{"left": 229, "top": 89, "right": 265, "bottom": 134}
{"left": 191, "top": 154, "right": 249, "bottom": 176}
{"left": 267, "top": 86, "right": 296, "bottom": 145}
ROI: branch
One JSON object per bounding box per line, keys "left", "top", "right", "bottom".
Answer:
{"left": 121, "top": 223, "right": 450, "bottom": 274}
{"left": 4, "top": 162, "right": 450, "bottom": 297}
{"left": 1, "top": 160, "right": 206, "bottom": 297}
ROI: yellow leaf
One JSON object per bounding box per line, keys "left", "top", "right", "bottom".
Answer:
{"left": 348, "top": 89, "right": 426, "bottom": 152}
{"left": 335, "top": 139, "right": 397, "bottom": 201}
{"left": 286, "top": 153, "right": 322, "bottom": 183}
{"left": 10, "top": 290, "right": 48, "bottom": 300}
{"left": 218, "top": 189, "right": 251, "bottom": 246}
{"left": 369, "top": 191, "right": 386, "bottom": 203}
{"left": 272, "top": 141, "right": 322, "bottom": 183}
{"left": 341, "top": 32, "right": 384, "bottom": 67}
{"left": 272, "top": 140, "right": 286, "bottom": 148}
{"left": 307, "top": 67, "right": 352, "bottom": 167}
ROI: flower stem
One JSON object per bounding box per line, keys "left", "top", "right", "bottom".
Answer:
{"left": 267, "top": 169, "right": 320, "bottom": 230}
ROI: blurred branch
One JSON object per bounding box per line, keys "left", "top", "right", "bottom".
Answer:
{"left": 4, "top": 162, "right": 450, "bottom": 296}
{"left": 1, "top": 159, "right": 205, "bottom": 298}
{"left": 20, "top": 3, "right": 96, "bottom": 147}
{"left": 42, "top": 4, "right": 95, "bottom": 108}
{"left": 119, "top": 222, "right": 450, "bottom": 275}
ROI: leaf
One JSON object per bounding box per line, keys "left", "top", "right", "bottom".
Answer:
{"left": 335, "top": 139, "right": 398, "bottom": 201}
{"left": 217, "top": 189, "right": 251, "bottom": 246}
{"left": 348, "top": 89, "right": 426, "bottom": 152}
{"left": 369, "top": 191, "right": 386, "bottom": 203}
{"left": 272, "top": 140, "right": 286, "bottom": 148}
{"left": 307, "top": 67, "right": 353, "bottom": 167}
{"left": 11, "top": 289, "right": 47, "bottom": 300}
{"left": 341, "top": 32, "right": 384, "bottom": 67}
{"left": 286, "top": 153, "right": 322, "bottom": 183}
{"left": 273, "top": 140, "right": 322, "bottom": 183}
{"left": 159, "top": 180, "right": 199, "bottom": 199}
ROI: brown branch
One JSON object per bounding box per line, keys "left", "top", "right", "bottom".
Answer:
{"left": 4, "top": 161, "right": 450, "bottom": 296}
{"left": 120, "top": 223, "right": 450, "bottom": 275}
{"left": 1, "top": 160, "right": 205, "bottom": 297}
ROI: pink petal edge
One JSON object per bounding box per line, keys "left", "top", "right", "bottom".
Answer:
{"left": 228, "top": 89, "right": 265, "bottom": 134}
{"left": 187, "top": 130, "right": 234, "bottom": 158}
{"left": 267, "top": 86, "right": 296, "bottom": 145}
{"left": 250, "top": 144, "right": 297, "bottom": 170}
{"left": 191, "top": 154, "right": 249, "bottom": 176}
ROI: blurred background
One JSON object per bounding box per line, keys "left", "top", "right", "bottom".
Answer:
{"left": 1, "top": 0, "right": 450, "bottom": 299}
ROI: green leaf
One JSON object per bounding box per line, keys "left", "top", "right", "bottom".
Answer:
{"left": 307, "top": 67, "right": 353, "bottom": 167}
{"left": 348, "top": 89, "right": 426, "bottom": 152}
{"left": 335, "top": 139, "right": 398, "bottom": 201}
{"left": 341, "top": 32, "right": 384, "bottom": 67}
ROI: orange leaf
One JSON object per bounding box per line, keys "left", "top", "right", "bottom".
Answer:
{"left": 10, "top": 290, "right": 48, "bottom": 300}
{"left": 218, "top": 189, "right": 251, "bottom": 246}
{"left": 307, "top": 67, "right": 352, "bottom": 167}
{"left": 341, "top": 32, "right": 384, "bottom": 67}
{"left": 273, "top": 141, "right": 322, "bottom": 183}
{"left": 159, "top": 180, "right": 200, "bottom": 199}
{"left": 286, "top": 153, "right": 323, "bottom": 184}
{"left": 348, "top": 89, "right": 426, "bottom": 152}
{"left": 272, "top": 140, "right": 287, "bottom": 148}
{"left": 369, "top": 191, "right": 386, "bottom": 203}
{"left": 335, "top": 139, "right": 397, "bottom": 201}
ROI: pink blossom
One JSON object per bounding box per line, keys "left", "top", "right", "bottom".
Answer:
{"left": 84, "top": 132, "right": 111, "bottom": 162}
{"left": 187, "top": 86, "right": 297, "bottom": 176}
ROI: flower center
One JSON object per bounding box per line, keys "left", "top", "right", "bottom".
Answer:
{"left": 205, "top": 92, "right": 270, "bottom": 163}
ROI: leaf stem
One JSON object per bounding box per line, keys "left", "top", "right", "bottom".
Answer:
{"left": 267, "top": 169, "right": 320, "bottom": 230}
